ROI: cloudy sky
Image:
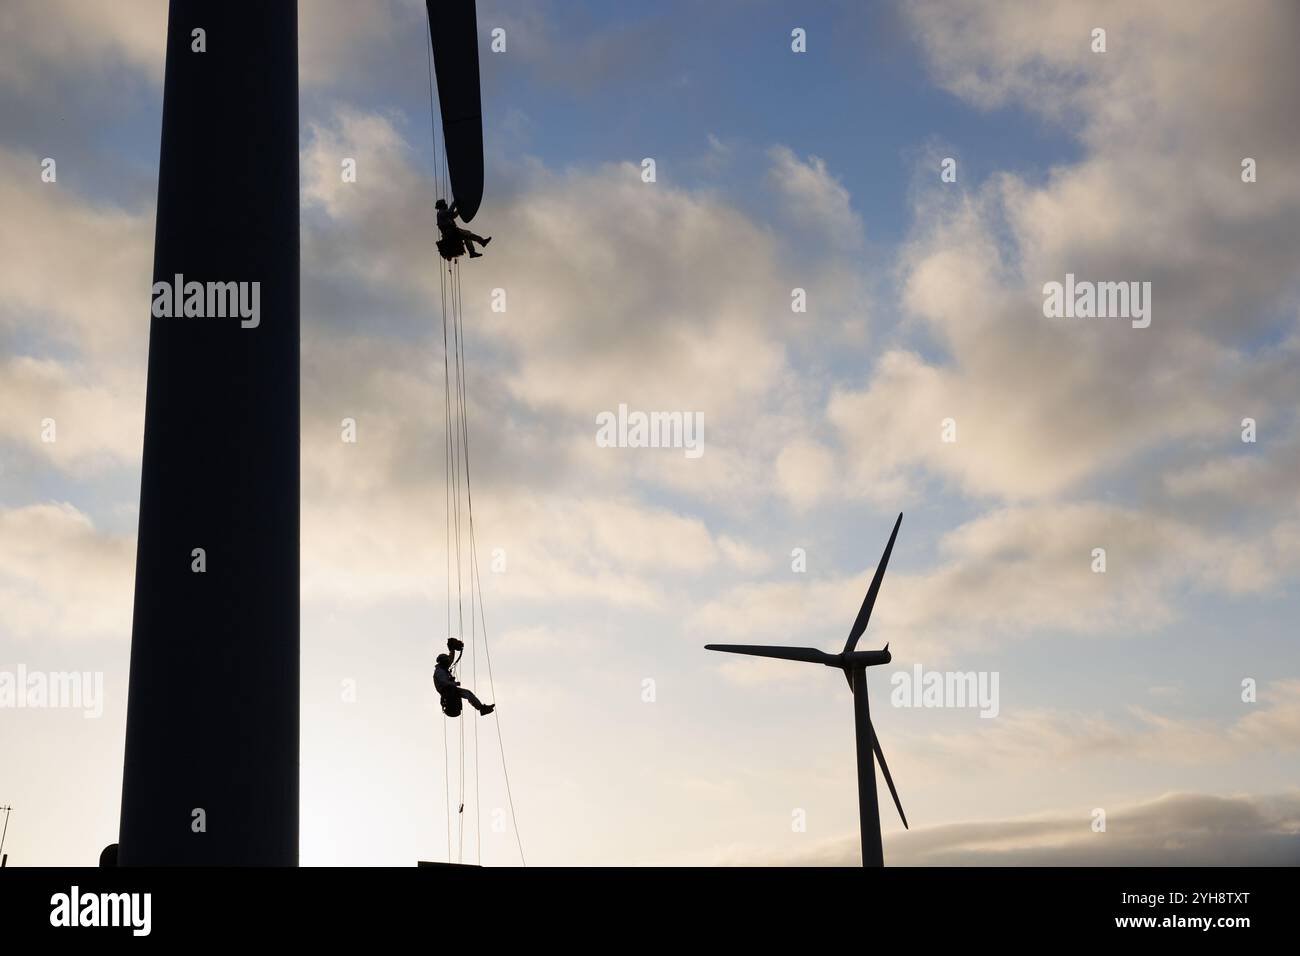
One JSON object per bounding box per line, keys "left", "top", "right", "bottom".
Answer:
{"left": 1, "top": 0, "right": 1298, "bottom": 866}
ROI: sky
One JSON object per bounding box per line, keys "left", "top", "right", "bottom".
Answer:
{"left": 1, "top": 0, "right": 1299, "bottom": 867}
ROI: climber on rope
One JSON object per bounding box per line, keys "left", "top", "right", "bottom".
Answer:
{"left": 434, "top": 637, "right": 495, "bottom": 717}
{"left": 436, "top": 198, "right": 491, "bottom": 260}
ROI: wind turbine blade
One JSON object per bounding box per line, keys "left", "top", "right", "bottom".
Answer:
{"left": 843, "top": 512, "right": 903, "bottom": 655}
{"left": 704, "top": 644, "right": 837, "bottom": 665}
{"left": 871, "top": 724, "right": 908, "bottom": 829}
{"left": 427, "top": 0, "right": 484, "bottom": 222}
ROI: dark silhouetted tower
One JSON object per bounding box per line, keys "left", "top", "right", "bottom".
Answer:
{"left": 117, "top": 0, "right": 299, "bottom": 865}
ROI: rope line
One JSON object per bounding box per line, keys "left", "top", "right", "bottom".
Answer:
{"left": 425, "top": 5, "right": 524, "bottom": 868}
{"left": 429, "top": 15, "right": 454, "bottom": 867}
{"left": 449, "top": 259, "right": 527, "bottom": 866}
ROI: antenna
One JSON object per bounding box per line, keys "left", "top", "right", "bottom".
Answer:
{"left": 0, "top": 805, "right": 12, "bottom": 866}
{"left": 705, "top": 513, "right": 908, "bottom": 866}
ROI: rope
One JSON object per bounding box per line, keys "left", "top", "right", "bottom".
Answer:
{"left": 425, "top": 4, "right": 525, "bottom": 868}
{"left": 428, "top": 8, "right": 454, "bottom": 866}
{"left": 448, "top": 261, "right": 478, "bottom": 864}
{"left": 465, "top": 270, "right": 481, "bottom": 866}
{"left": 455, "top": 264, "right": 482, "bottom": 866}
{"left": 442, "top": 706, "right": 449, "bottom": 863}
{"left": 462, "top": 691, "right": 473, "bottom": 863}
{"left": 468, "top": 507, "right": 528, "bottom": 865}
{"left": 448, "top": 260, "right": 527, "bottom": 866}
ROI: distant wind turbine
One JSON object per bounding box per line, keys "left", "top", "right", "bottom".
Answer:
{"left": 706, "top": 513, "right": 908, "bottom": 867}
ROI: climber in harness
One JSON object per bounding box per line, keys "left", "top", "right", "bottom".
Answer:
{"left": 434, "top": 637, "right": 495, "bottom": 717}
{"left": 436, "top": 198, "right": 491, "bottom": 260}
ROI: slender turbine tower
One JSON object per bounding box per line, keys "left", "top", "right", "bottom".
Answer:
{"left": 116, "top": 1, "right": 300, "bottom": 865}
{"left": 706, "top": 513, "right": 909, "bottom": 867}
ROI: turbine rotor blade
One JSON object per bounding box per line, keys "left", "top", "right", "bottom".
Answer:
{"left": 871, "top": 723, "right": 908, "bottom": 829}
{"left": 704, "top": 644, "right": 838, "bottom": 666}
{"left": 843, "top": 512, "right": 903, "bottom": 655}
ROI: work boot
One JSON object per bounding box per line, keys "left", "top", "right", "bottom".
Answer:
{"left": 481, "top": 237, "right": 492, "bottom": 247}
{"left": 479, "top": 703, "right": 495, "bottom": 715}
{"left": 469, "top": 250, "right": 483, "bottom": 258}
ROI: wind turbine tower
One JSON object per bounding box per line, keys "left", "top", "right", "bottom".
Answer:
{"left": 706, "top": 514, "right": 909, "bottom": 867}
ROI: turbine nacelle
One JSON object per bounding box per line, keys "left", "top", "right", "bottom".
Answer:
{"left": 845, "top": 645, "right": 891, "bottom": 668}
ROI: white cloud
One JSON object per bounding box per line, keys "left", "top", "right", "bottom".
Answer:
{"left": 0, "top": 0, "right": 165, "bottom": 93}
{"left": 693, "top": 503, "right": 1297, "bottom": 661}
{"left": 0, "top": 147, "right": 154, "bottom": 360}
{"left": 0, "top": 502, "right": 134, "bottom": 642}
{"left": 823, "top": 0, "right": 1300, "bottom": 507}
{"left": 916, "top": 679, "right": 1300, "bottom": 771}
{"left": 0, "top": 356, "right": 143, "bottom": 474}
{"left": 774, "top": 438, "right": 836, "bottom": 510}
{"left": 724, "top": 792, "right": 1300, "bottom": 866}
{"left": 767, "top": 146, "right": 864, "bottom": 248}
